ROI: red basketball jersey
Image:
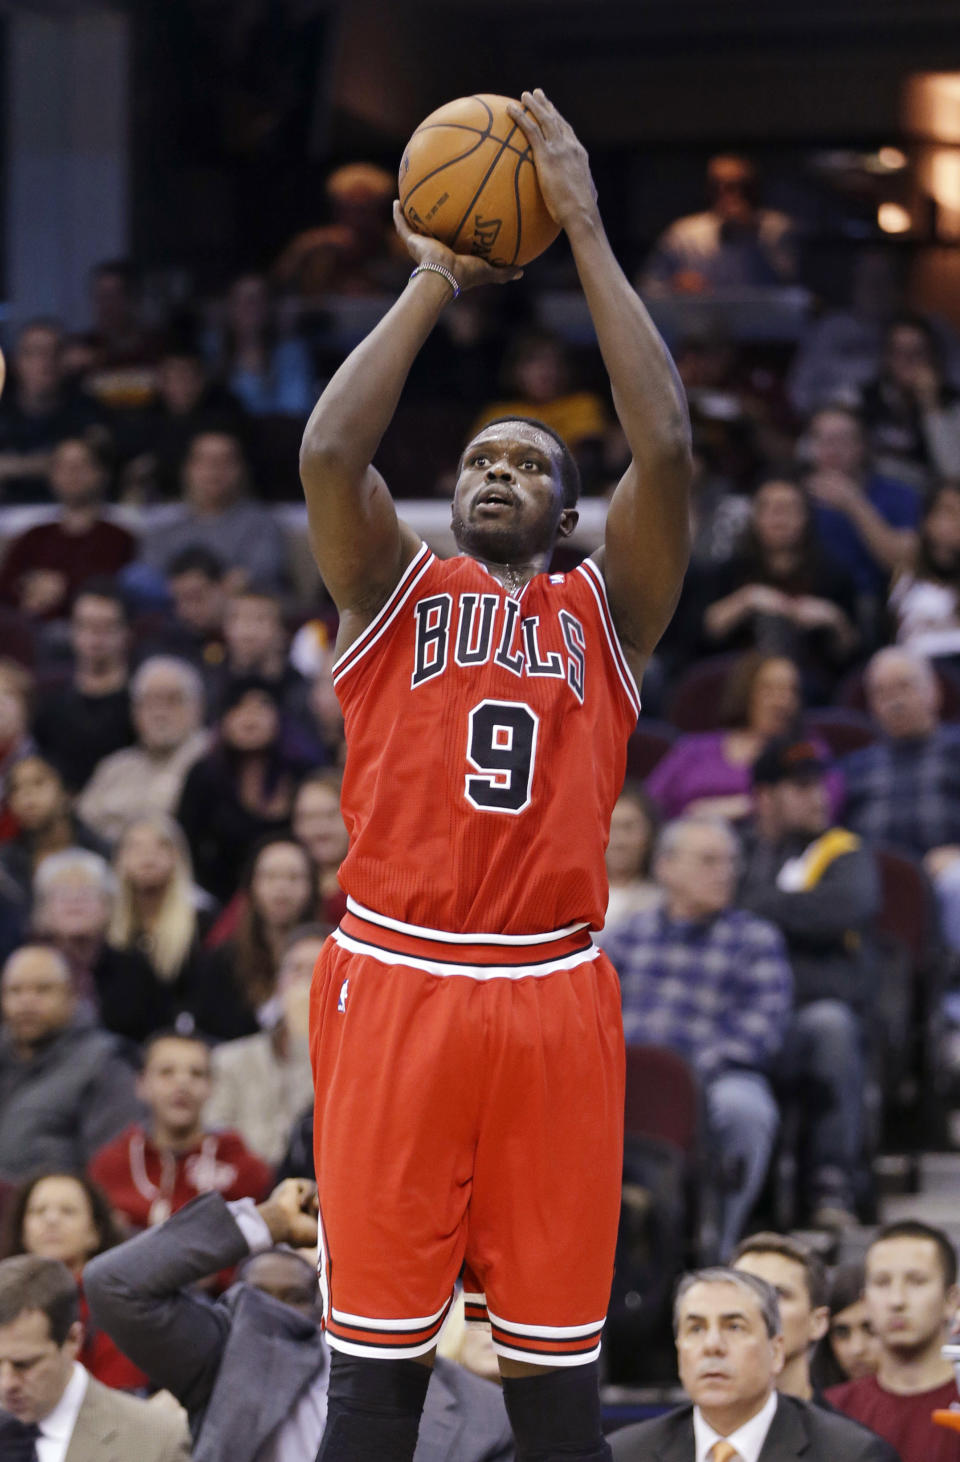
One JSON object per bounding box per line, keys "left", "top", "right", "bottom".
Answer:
{"left": 332, "top": 545, "right": 640, "bottom": 934}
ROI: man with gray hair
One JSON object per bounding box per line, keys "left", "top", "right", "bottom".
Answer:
{"left": 842, "top": 647, "right": 960, "bottom": 862}
{"left": 76, "top": 654, "right": 209, "bottom": 842}
{"left": 0, "top": 943, "right": 139, "bottom": 1179}
{"left": 604, "top": 816, "right": 792, "bottom": 1256}
{"left": 609, "top": 1267, "right": 900, "bottom": 1459}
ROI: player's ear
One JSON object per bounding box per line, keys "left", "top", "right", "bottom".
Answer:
{"left": 557, "top": 507, "right": 579, "bottom": 539}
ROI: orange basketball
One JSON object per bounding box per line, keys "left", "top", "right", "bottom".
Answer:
{"left": 398, "top": 94, "right": 561, "bottom": 269}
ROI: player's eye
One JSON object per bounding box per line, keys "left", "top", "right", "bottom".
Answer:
{"left": 471, "top": 454, "right": 488, "bottom": 467}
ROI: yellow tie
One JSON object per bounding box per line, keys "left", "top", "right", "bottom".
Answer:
{"left": 709, "top": 1445, "right": 741, "bottom": 1462}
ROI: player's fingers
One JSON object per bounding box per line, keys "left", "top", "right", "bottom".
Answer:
{"left": 518, "top": 90, "right": 549, "bottom": 130}
{"left": 507, "top": 99, "right": 541, "bottom": 145}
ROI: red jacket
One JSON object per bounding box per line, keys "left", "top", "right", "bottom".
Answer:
{"left": 89, "top": 1124, "right": 273, "bottom": 1231}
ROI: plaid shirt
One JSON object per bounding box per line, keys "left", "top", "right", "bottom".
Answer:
{"left": 841, "top": 726, "right": 960, "bottom": 858}
{"left": 605, "top": 904, "right": 793, "bottom": 1083}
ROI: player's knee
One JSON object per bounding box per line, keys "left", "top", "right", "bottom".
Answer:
{"left": 316, "top": 1351, "right": 432, "bottom": 1461}
{"left": 501, "top": 1360, "right": 612, "bottom": 1460}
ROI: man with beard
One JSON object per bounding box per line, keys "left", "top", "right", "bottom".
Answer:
{"left": 827, "top": 1221, "right": 960, "bottom": 1461}
{"left": 298, "top": 90, "right": 692, "bottom": 1462}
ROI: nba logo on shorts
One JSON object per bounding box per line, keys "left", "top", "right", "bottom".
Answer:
{"left": 338, "top": 978, "right": 350, "bottom": 1013}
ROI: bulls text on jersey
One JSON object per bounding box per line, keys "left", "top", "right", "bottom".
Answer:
{"left": 411, "top": 590, "right": 586, "bottom": 703}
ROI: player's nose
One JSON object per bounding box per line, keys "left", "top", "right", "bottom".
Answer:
{"left": 485, "top": 458, "right": 514, "bottom": 480}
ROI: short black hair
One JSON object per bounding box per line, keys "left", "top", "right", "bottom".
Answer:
{"left": 167, "top": 546, "right": 227, "bottom": 581}
{"left": 72, "top": 576, "right": 130, "bottom": 622}
{"left": 142, "top": 1027, "right": 212, "bottom": 1070}
{"left": 869, "top": 1220, "right": 958, "bottom": 1289}
{"left": 0, "top": 1255, "right": 78, "bottom": 1345}
{"left": 464, "top": 415, "right": 581, "bottom": 509}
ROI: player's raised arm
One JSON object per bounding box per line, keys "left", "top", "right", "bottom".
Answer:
{"left": 509, "top": 91, "right": 693, "bottom": 678}
{"left": 299, "top": 213, "right": 521, "bottom": 645}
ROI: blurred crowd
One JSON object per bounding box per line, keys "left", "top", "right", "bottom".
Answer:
{"left": 0, "top": 148, "right": 959, "bottom": 1446}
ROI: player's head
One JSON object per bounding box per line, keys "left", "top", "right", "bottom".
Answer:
{"left": 451, "top": 416, "right": 579, "bottom": 564}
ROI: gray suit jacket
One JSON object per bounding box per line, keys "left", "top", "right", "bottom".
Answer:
{"left": 64, "top": 1373, "right": 190, "bottom": 1462}
{"left": 86, "top": 1192, "right": 513, "bottom": 1462}
{"left": 609, "top": 1396, "right": 902, "bottom": 1461}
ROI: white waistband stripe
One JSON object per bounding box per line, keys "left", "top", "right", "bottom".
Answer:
{"left": 333, "top": 929, "right": 600, "bottom": 980}
{"left": 345, "top": 897, "right": 590, "bottom": 947}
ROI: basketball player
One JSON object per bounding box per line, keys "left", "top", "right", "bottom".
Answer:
{"left": 301, "top": 90, "right": 692, "bottom": 1462}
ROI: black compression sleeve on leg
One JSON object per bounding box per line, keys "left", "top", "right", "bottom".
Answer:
{"left": 501, "top": 1362, "right": 613, "bottom": 1461}
{"left": 314, "top": 1352, "right": 432, "bottom": 1462}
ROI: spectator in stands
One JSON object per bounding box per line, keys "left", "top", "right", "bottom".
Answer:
{"left": 886, "top": 484, "right": 960, "bottom": 665}
{"left": 0, "top": 319, "right": 103, "bottom": 503}
{"left": 732, "top": 1232, "right": 829, "bottom": 1403}
{"left": 740, "top": 737, "right": 881, "bottom": 1228}
{"left": 153, "top": 544, "right": 228, "bottom": 675}
{"left": 471, "top": 330, "right": 612, "bottom": 491}
{"left": 194, "top": 836, "right": 317, "bottom": 1041}
{"left": 206, "top": 924, "right": 324, "bottom": 1164}
{"left": 105, "top": 813, "right": 213, "bottom": 1036}
{"left": 811, "top": 1262, "right": 880, "bottom": 1393}
{"left": 300, "top": 650, "right": 347, "bottom": 768}
{"left": 32, "top": 579, "right": 134, "bottom": 791}
{"left": 210, "top": 588, "right": 310, "bottom": 732}
{"left": 31, "top": 848, "right": 152, "bottom": 1035}
{"left": 83, "top": 259, "right": 162, "bottom": 412}
{"left": 600, "top": 784, "right": 661, "bottom": 942}
{"left": 0, "top": 754, "right": 107, "bottom": 903}
{"left": 0, "top": 435, "right": 134, "bottom": 623}
{"left": 639, "top": 154, "right": 798, "bottom": 295}
{"left": 609, "top": 1266, "right": 898, "bottom": 1460}
{"left": 116, "top": 340, "right": 248, "bottom": 501}
{"left": 0, "top": 1254, "right": 189, "bottom": 1458}
{"left": 842, "top": 647, "right": 960, "bottom": 861}
{"left": 646, "top": 652, "right": 841, "bottom": 822}
{"left": 0, "top": 944, "right": 139, "bottom": 1180}
{"left": 76, "top": 655, "right": 209, "bottom": 843}
{"left": 860, "top": 314, "right": 960, "bottom": 492}
{"left": 802, "top": 403, "right": 921, "bottom": 603}
{"left": 0, "top": 1171, "right": 146, "bottom": 1390}
{"left": 273, "top": 161, "right": 408, "bottom": 296}
{"left": 89, "top": 1030, "right": 272, "bottom": 1232}
{"left": 138, "top": 429, "right": 290, "bottom": 594}
{"left": 0, "top": 658, "right": 37, "bottom": 836}
{"left": 695, "top": 476, "right": 859, "bottom": 698}
{"left": 210, "top": 272, "right": 315, "bottom": 417}
{"left": 605, "top": 816, "right": 792, "bottom": 1255}
{"left": 177, "top": 677, "right": 309, "bottom": 904}
{"left": 827, "top": 1221, "right": 960, "bottom": 1462}
{"left": 788, "top": 248, "right": 903, "bottom": 417}
{"left": 86, "top": 1177, "right": 515, "bottom": 1461}
{"left": 290, "top": 769, "right": 347, "bottom": 924}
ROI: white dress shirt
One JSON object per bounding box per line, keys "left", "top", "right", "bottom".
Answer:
{"left": 37, "top": 1362, "right": 88, "bottom": 1462}
{"left": 692, "top": 1389, "right": 778, "bottom": 1462}
{"left": 229, "top": 1200, "right": 329, "bottom": 1462}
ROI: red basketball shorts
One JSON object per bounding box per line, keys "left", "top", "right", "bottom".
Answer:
{"left": 308, "top": 900, "right": 625, "bottom": 1367}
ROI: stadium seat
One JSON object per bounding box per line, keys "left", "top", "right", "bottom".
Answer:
{"left": 664, "top": 653, "right": 742, "bottom": 733}
{"left": 804, "top": 707, "right": 876, "bottom": 757}
{"left": 625, "top": 719, "right": 677, "bottom": 780}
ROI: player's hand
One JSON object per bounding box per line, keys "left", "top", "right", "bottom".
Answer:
{"left": 507, "top": 89, "right": 599, "bottom": 233}
{"left": 257, "top": 1178, "right": 319, "bottom": 1247}
{"left": 393, "top": 201, "right": 523, "bottom": 292}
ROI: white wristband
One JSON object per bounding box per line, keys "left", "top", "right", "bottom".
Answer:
{"left": 409, "top": 262, "right": 461, "bottom": 301}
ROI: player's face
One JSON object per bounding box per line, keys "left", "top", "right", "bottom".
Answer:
{"left": 0, "top": 1311, "right": 79, "bottom": 1425}
{"left": 865, "top": 1237, "right": 957, "bottom": 1354}
{"left": 451, "top": 423, "right": 568, "bottom": 563}
{"left": 830, "top": 1298, "right": 880, "bottom": 1380}
{"left": 733, "top": 1253, "right": 825, "bottom": 1365}
{"left": 23, "top": 1176, "right": 101, "bottom": 1271}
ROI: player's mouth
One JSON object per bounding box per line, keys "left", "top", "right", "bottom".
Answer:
{"left": 474, "top": 487, "right": 518, "bottom": 511}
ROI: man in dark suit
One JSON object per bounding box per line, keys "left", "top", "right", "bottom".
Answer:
{"left": 609, "top": 1267, "right": 900, "bottom": 1461}
{"left": 85, "top": 1177, "right": 513, "bottom": 1462}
